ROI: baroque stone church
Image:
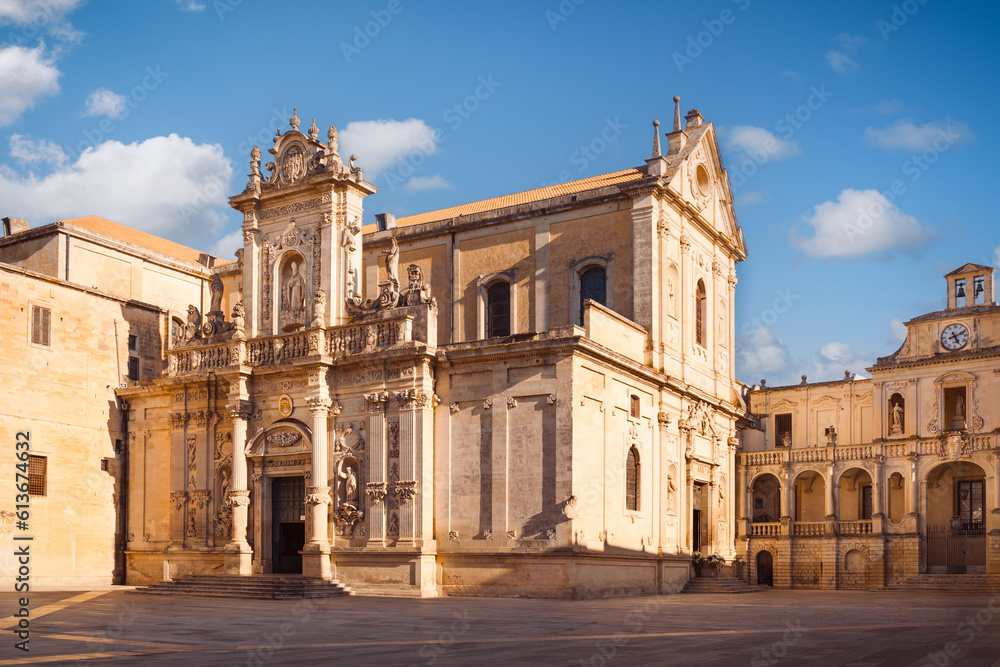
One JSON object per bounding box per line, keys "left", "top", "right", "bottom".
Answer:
{"left": 1, "top": 100, "right": 747, "bottom": 597}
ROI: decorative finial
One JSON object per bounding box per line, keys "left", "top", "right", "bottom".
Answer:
{"left": 290, "top": 107, "right": 300, "bottom": 131}
{"left": 673, "top": 96, "right": 682, "bottom": 132}
{"left": 801, "top": 375, "right": 807, "bottom": 385}
{"left": 308, "top": 118, "right": 319, "bottom": 140}
{"left": 327, "top": 124, "right": 339, "bottom": 153}
{"left": 651, "top": 119, "right": 661, "bottom": 158}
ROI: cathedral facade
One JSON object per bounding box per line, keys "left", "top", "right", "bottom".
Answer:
{"left": 1, "top": 102, "right": 747, "bottom": 597}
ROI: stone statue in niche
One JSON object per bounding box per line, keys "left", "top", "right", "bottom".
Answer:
{"left": 339, "top": 461, "right": 359, "bottom": 504}
{"left": 400, "top": 264, "right": 436, "bottom": 307}
{"left": 890, "top": 401, "right": 904, "bottom": 435}
{"left": 310, "top": 289, "right": 326, "bottom": 328}
{"left": 280, "top": 260, "right": 307, "bottom": 331}
{"left": 950, "top": 394, "right": 966, "bottom": 430}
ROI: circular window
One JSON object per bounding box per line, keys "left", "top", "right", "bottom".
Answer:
{"left": 695, "top": 164, "right": 711, "bottom": 196}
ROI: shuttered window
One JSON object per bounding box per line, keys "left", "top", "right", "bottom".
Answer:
{"left": 31, "top": 305, "right": 51, "bottom": 346}
{"left": 625, "top": 447, "right": 640, "bottom": 511}
{"left": 28, "top": 455, "right": 46, "bottom": 496}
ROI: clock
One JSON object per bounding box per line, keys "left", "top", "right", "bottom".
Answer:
{"left": 940, "top": 323, "right": 969, "bottom": 351}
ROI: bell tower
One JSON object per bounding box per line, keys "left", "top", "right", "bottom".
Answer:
{"left": 229, "top": 109, "right": 377, "bottom": 337}
{"left": 945, "top": 263, "right": 996, "bottom": 310}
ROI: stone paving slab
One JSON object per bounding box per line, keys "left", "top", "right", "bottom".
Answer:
{"left": 0, "top": 589, "right": 998, "bottom": 665}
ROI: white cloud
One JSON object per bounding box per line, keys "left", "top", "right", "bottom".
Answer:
{"left": 994, "top": 245, "right": 1000, "bottom": 271}
{"left": 0, "top": 134, "right": 233, "bottom": 251}
{"left": 825, "top": 50, "right": 859, "bottom": 74}
{"left": 339, "top": 118, "right": 439, "bottom": 180}
{"left": 404, "top": 174, "right": 450, "bottom": 192}
{"left": 175, "top": 0, "right": 205, "bottom": 11}
{"left": 0, "top": 44, "right": 61, "bottom": 125}
{"left": 84, "top": 88, "right": 126, "bottom": 119}
{"left": 9, "top": 133, "right": 65, "bottom": 165}
{"left": 791, "top": 188, "right": 934, "bottom": 258}
{"left": 724, "top": 126, "right": 800, "bottom": 163}
{"left": 735, "top": 190, "right": 766, "bottom": 207}
{"left": 807, "top": 342, "right": 873, "bottom": 382}
{"left": 735, "top": 328, "right": 792, "bottom": 383}
{"left": 0, "top": 0, "right": 83, "bottom": 41}
{"left": 864, "top": 119, "right": 974, "bottom": 152}
{"left": 209, "top": 229, "right": 243, "bottom": 261}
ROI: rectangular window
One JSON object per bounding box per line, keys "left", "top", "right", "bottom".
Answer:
{"left": 630, "top": 395, "right": 640, "bottom": 418}
{"left": 128, "top": 356, "right": 140, "bottom": 381}
{"left": 127, "top": 334, "right": 138, "bottom": 351}
{"left": 774, "top": 413, "right": 792, "bottom": 445}
{"left": 28, "top": 455, "right": 46, "bottom": 496}
{"left": 958, "top": 480, "right": 984, "bottom": 530}
{"left": 31, "top": 305, "right": 51, "bottom": 346}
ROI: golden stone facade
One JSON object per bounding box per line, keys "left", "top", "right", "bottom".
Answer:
{"left": 2, "top": 102, "right": 749, "bottom": 597}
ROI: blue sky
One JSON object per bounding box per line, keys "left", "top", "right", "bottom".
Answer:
{"left": 1, "top": 0, "right": 997, "bottom": 386}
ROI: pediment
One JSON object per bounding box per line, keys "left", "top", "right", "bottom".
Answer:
{"left": 933, "top": 371, "right": 976, "bottom": 384}
{"left": 247, "top": 419, "right": 312, "bottom": 457}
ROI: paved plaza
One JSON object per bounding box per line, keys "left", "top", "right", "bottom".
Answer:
{"left": 1, "top": 588, "right": 999, "bottom": 665}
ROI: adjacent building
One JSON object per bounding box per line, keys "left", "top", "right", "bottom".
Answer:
{"left": 737, "top": 264, "right": 1000, "bottom": 588}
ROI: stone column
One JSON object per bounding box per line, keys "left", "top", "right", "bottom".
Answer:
{"left": 395, "top": 390, "right": 422, "bottom": 545}
{"left": 824, "top": 463, "right": 837, "bottom": 536}
{"left": 737, "top": 460, "right": 748, "bottom": 539}
{"left": 365, "top": 392, "right": 388, "bottom": 546}
{"left": 225, "top": 401, "right": 253, "bottom": 575}
{"left": 303, "top": 397, "right": 333, "bottom": 579}
{"left": 872, "top": 456, "right": 885, "bottom": 534}
{"left": 991, "top": 452, "right": 1000, "bottom": 533}
{"left": 779, "top": 467, "right": 791, "bottom": 537}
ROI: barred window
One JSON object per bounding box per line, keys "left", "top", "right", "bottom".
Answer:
{"left": 625, "top": 447, "right": 640, "bottom": 511}
{"left": 28, "top": 455, "right": 46, "bottom": 496}
{"left": 31, "top": 305, "right": 51, "bottom": 346}
{"left": 775, "top": 413, "right": 792, "bottom": 445}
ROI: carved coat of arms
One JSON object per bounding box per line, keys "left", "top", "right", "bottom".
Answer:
{"left": 280, "top": 146, "right": 306, "bottom": 184}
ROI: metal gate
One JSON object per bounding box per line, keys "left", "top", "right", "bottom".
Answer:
{"left": 926, "top": 526, "right": 986, "bottom": 574}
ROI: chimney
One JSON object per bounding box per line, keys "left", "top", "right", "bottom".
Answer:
{"left": 375, "top": 213, "right": 396, "bottom": 232}
{"left": 2, "top": 217, "right": 30, "bottom": 237}
{"left": 666, "top": 96, "right": 687, "bottom": 155}
{"left": 684, "top": 108, "right": 704, "bottom": 129}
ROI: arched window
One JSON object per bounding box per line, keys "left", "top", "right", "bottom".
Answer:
{"left": 625, "top": 447, "right": 640, "bottom": 511}
{"left": 486, "top": 281, "right": 511, "bottom": 338}
{"left": 579, "top": 266, "right": 607, "bottom": 324}
{"left": 695, "top": 280, "right": 706, "bottom": 347}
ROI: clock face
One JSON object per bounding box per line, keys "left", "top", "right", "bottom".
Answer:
{"left": 940, "top": 323, "right": 969, "bottom": 351}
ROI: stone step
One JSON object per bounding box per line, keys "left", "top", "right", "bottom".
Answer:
{"left": 133, "top": 575, "right": 354, "bottom": 599}
{"left": 682, "top": 577, "right": 764, "bottom": 594}
{"left": 885, "top": 575, "right": 1000, "bottom": 593}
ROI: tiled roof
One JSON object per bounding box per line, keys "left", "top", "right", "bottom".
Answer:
{"left": 59, "top": 216, "right": 215, "bottom": 265}
{"left": 367, "top": 167, "right": 646, "bottom": 231}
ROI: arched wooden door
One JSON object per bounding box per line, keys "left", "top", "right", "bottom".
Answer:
{"left": 756, "top": 551, "right": 774, "bottom": 586}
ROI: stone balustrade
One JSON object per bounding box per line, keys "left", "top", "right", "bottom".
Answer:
{"left": 750, "top": 522, "right": 780, "bottom": 537}
{"left": 791, "top": 521, "right": 826, "bottom": 537}
{"left": 165, "top": 314, "right": 414, "bottom": 377}
{"left": 839, "top": 520, "right": 873, "bottom": 536}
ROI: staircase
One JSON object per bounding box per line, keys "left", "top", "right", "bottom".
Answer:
{"left": 885, "top": 574, "right": 1000, "bottom": 592}
{"left": 682, "top": 577, "right": 765, "bottom": 594}
{"left": 133, "top": 574, "right": 354, "bottom": 599}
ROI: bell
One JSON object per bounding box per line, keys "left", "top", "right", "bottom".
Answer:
{"left": 974, "top": 281, "right": 984, "bottom": 297}
{"left": 956, "top": 284, "right": 966, "bottom": 298}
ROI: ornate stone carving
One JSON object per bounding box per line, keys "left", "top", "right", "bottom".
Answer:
{"left": 190, "top": 489, "right": 210, "bottom": 509}
{"left": 484, "top": 530, "right": 493, "bottom": 540}
{"left": 547, "top": 394, "right": 556, "bottom": 405}
{"left": 187, "top": 435, "right": 197, "bottom": 471}
{"left": 305, "top": 396, "right": 333, "bottom": 414}
{"left": 266, "top": 432, "right": 301, "bottom": 448}
{"left": 364, "top": 391, "right": 390, "bottom": 413}
{"left": 450, "top": 402, "right": 460, "bottom": 413}
{"left": 506, "top": 530, "right": 516, "bottom": 539}
{"left": 448, "top": 531, "right": 459, "bottom": 541}
{"left": 306, "top": 486, "right": 333, "bottom": 506}
{"left": 170, "top": 491, "right": 188, "bottom": 510}
{"left": 400, "top": 264, "right": 436, "bottom": 307}
{"left": 483, "top": 398, "right": 493, "bottom": 410}
{"left": 506, "top": 396, "right": 517, "bottom": 409}
{"left": 366, "top": 481, "right": 387, "bottom": 503}
{"left": 546, "top": 529, "right": 556, "bottom": 540}
{"left": 228, "top": 490, "right": 250, "bottom": 507}
{"left": 347, "top": 236, "right": 403, "bottom": 312}
{"left": 395, "top": 480, "right": 418, "bottom": 503}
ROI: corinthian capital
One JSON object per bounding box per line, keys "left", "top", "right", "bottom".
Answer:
{"left": 306, "top": 396, "right": 333, "bottom": 415}
{"left": 227, "top": 400, "right": 253, "bottom": 421}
